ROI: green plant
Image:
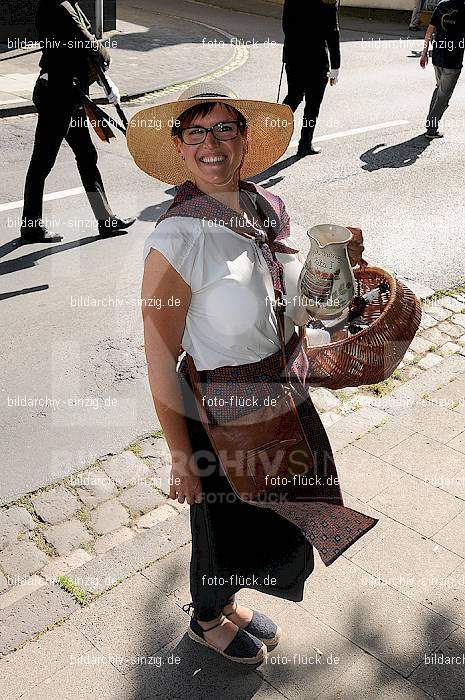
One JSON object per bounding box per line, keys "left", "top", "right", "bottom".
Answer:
{"left": 57, "top": 575, "right": 87, "bottom": 605}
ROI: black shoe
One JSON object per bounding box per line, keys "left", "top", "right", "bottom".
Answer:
{"left": 297, "top": 143, "right": 321, "bottom": 157}
{"left": 98, "top": 216, "right": 136, "bottom": 237}
{"left": 222, "top": 600, "right": 281, "bottom": 648}
{"left": 20, "top": 222, "right": 62, "bottom": 243}
{"left": 408, "top": 25, "right": 422, "bottom": 31}
{"left": 425, "top": 129, "right": 444, "bottom": 139}
{"left": 187, "top": 616, "right": 267, "bottom": 664}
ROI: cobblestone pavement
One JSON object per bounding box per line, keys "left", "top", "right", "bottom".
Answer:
{"left": 1, "top": 288, "right": 465, "bottom": 698}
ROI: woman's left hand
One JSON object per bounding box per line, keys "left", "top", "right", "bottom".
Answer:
{"left": 346, "top": 227, "right": 368, "bottom": 268}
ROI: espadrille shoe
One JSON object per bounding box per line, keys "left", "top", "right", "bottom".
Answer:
{"left": 187, "top": 615, "right": 267, "bottom": 664}
{"left": 223, "top": 600, "right": 281, "bottom": 648}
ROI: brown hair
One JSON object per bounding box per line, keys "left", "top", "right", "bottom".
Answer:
{"left": 171, "top": 101, "right": 247, "bottom": 138}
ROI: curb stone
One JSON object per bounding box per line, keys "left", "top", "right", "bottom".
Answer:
{"left": 0, "top": 512, "right": 190, "bottom": 657}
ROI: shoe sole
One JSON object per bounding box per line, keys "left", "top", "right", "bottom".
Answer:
{"left": 187, "top": 627, "right": 267, "bottom": 664}
{"left": 261, "top": 625, "right": 282, "bottom": 648}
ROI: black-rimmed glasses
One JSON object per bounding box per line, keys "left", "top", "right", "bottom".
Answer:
{"left": 179, "top": 120, "right": 245, "bottom": 145}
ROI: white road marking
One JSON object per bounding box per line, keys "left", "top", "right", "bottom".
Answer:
{"left": 0, "top": 187, "right": 84, "bottom": 213}
{"left": 1, "top": 121, "right": 410, "bottom": 212}
{"left": 290, "top": 120, "right": 410, "bottom": 146}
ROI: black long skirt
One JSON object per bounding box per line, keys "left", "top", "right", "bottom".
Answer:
{"left": 179, "top": 369, "right": 314, "bottom": 622}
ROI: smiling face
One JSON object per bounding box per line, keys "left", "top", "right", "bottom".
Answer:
{"left": 173, "top": 103, "right": 247, "bottom": 194}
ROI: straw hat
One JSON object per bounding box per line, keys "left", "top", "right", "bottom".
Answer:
{"left": 126, "top": 81, "right": 294, "bottom": 184}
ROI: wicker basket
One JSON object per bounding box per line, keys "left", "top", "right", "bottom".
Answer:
{"left": 304, "top": 266, "right": 422, "bottom": 390}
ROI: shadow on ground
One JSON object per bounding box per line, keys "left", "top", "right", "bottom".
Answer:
{"left": 127, "top": 547, "right": 464, "bottom": 700}
{"left": 360, "top": 135, "right": 431, "bottom": 171}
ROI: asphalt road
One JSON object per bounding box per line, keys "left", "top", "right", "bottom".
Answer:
{"left": 1, "top": 0, "right": 465, "bottom": 503}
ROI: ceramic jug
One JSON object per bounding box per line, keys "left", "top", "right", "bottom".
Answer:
{"left": 298, "top": 224, "right": 356, "bottom": 321}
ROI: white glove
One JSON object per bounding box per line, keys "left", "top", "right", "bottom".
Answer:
{"left": 328, "top": 68, "right": 339, "bottom": 85}
{"left": 100, "top": 74, "right": 120, "bottom": 105}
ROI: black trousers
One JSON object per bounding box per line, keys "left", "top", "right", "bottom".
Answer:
{"left": 179, "top": 369, "right": 314, "bottom": 622}
{"left": 22, "top": 79, "right": 113, "bottom": 224}
{"left": 283, "top": 62, "right": 328, "bottom": 144}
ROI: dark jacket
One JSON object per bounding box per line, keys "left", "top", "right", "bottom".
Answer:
{"left": 282, "top": 0, "right": 341, "bottom": 71}
{"left": 36, "top": 0, "right": 110, "bottom": 91}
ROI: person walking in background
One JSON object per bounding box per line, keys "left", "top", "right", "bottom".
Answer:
{"left": 409, "top": 0, "right": 425, "bottom": 31}
{"left": 282, "top": 0, "right": 340, "bottom": 157}
{"left": 21, "top": 0, "right": 135, "bottom": 243}
{"left": 420, "top": 0, "right": 465, "bottom": 138}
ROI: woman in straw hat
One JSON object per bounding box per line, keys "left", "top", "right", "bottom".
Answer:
{"left": 127, "top": 82, "right": 376, "bottom": 665}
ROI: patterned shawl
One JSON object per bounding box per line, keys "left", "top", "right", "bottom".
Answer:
{"left": 157, "top": 179, "right": 298, "bottom": 294}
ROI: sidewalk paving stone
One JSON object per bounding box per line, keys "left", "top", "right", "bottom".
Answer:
{"left": 0, "top": 523, "right": 22, "bottom": 551}
{"left": 102, "top": 450, "right": 150, "bottom": 488}
{"left": 419, "top": 314, "right": 437, "bottom": 330}
{"left": 0, "top": 583, "right": 78, "bottom": 655}
{"left": 40, "top": 549, "right": 93, "bottom": 582}
{"left": 28, "top": 655, "right": 137, "bottom": 700}
{"left": 299, "top": 556, "right": 456, "bottom": 678}
{"left": 142, "top": 542, "right": 191, "bottom": 596}
{"left": 139, "top": 436, "right": 172, "bottom": 495}
{"left": 437, "top": 320, "right": 465, "bottom": 339}
{"left": 420, "top": 558, "right": 465, "bottom": 629}
{"left": 0, "top": 575, "right": 47, "bottom": 610}
{"left": 368, "top": 474, "right": 465, "bottom": 537}
{"left": 126, "top": 630, "right": 277, "bottom": 700}
{"left": 94, "top": 525, "right": 135, "bottom": 555}
{"left": 409, "top": 336, "right": 433, "bottom": 354}
{"left": 447, "top": 430, "right": 465, "bottom": 454}
{"left": 351, "top": 419, "right": 415, "bottom": 458}
{"left": 349, "top": 525, "right": 462, "bottom": 604}
{"left": 251, "top": 592, "right": 367, "bottom": 699}
{"left": 342, "top": 494, "right": 407, "bottom": 560}
{"left": 380, "top": 402, "right": 465, "bottom": 443}
{"left": 326, "top": 406, "right": 388, "bottom": 453}
{"left": 133, "top": 503, "right": 177, "bottom": 531}
{"left": 438, "top": 296, "right": 465, "bottom": 313}
{"left": 315, "top": 650, "right": 432, "bottom": 700}
{"left": 1, "top": 506, "right": 35, "bottom": 531}
{"left": 68, "top": 511, "right": 190, "bottom": 595}
{"left": 433, "top": 464, "right": 465, "bottom": 501}
{"left": 309, "top": 387, "right": 342, "bottom": 412}
{"left": 31, "top": 485, "right": 80, "bottom": 525}
{"left": 0, "top": 625, "right": 94, "bottom": 699}
{"left": 380, "top": 433, "right": 465, "bottom": 481}
{"left": 417, "top": 353, "right": 443, "bottom": 370}
{"left": 451, "top": 313, "right": 465, "bottom": 328}
{"left": 89, "top": 498, "right": 130, "bottom": 535}
{"left": 43, "top": 518, "right": 93, "bottom": 556}
{"left": 69, "top": 572, "right": 187, "bottom": 674}
{"left": 72, "top": 468, "right": 118, "bottom": 507}
{"left": 424, "top": 376, "right": 465, "bottom": 414}
{"left": 438, "top": 341, "right": 463, "bottom": 357}
{"left": 432, "top": 509, "right": 465, "bottom": 558}
{"left": 424, "top": 305, "right": 452, "bottom": 322}
{"left": 419, "top": 326, "right": 450, "bottom": 345}
{"left": 336, "top": 445, "right": 404, "bottom": 503}
{"left": 409, "top": 627, "right": 465, "bottom": 699}
{"left": 118, "top": 483, "right": 166, "bottom": 514}
{"left": 0, "top": 541, "right": 48, "bottom": 580}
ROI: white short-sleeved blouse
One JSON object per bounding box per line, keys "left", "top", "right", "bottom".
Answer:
{"left": 143, "top": 214, "right": 309, "bottom": 371}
